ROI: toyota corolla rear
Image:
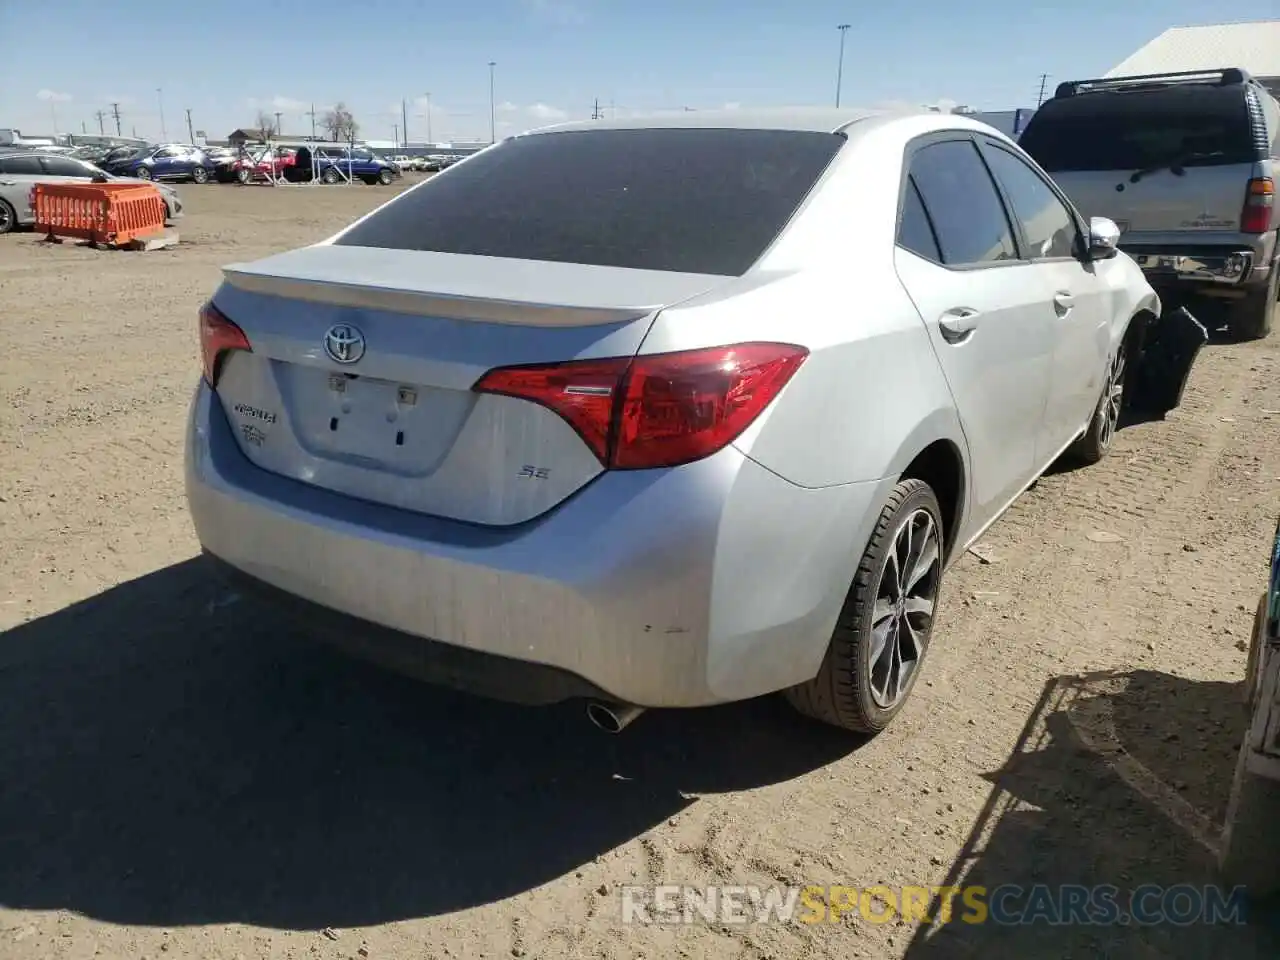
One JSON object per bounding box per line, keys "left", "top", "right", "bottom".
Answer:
{"left": 185, "top": 122, "right": 888, "bottom": 709}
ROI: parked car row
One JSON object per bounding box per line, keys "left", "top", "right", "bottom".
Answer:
{"left": 0, "top": 151, "right": 184, "bottom": 234}
{"left": 388, "top": 153, "right": 465, "bottom": 172}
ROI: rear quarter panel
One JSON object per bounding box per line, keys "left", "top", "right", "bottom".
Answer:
{"left": 641, "top": 115, "right": 969, "bottom": 492}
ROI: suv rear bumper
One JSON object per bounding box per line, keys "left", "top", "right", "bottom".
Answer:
{"left": 1125, "top": 248, "right": 1255, "bottom": 285}
{"left": 1120, "top": 231, "right": 1277, "bottom": 291}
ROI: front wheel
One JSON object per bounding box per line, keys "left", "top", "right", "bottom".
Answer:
{"left": 378, "top": 168, "right": 393, "bottom": 185}
{"left": 191, "top": 166, "right": 209, "bottom": 184}
{"left": 1069, "top": 337, "right": 1128, "bottom": 465}
{"left": 135, "top": 166, "right": 152, "bottom": 180}
{"left": 785, "top": 478, "right": 944, "bottom": 734}
{"left": 236, "top": 167, "right": 252, "bottom": 185}
{"left": 321, "top": 168, "right": 340, "bottom": 185}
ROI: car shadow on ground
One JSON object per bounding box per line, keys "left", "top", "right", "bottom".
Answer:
{"left": 0, "top": 557, "right": 858, "bottom": 930}
{"left": 903, "top": 670, "right": 1280, "bottom": 959}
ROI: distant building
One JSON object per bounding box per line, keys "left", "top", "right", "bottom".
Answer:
{"left": 1105, "top": 20, "right": 1280, "bottom": 97}
{"left": 226, "top": 127, "right": 305, "bottom": 147}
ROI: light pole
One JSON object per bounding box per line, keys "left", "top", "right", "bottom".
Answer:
{"left": 835, "top": 24, "right": 851, "bottom": 108}
{"left": 488, "top": 61, "right": 496, "bottom": 143}
{"left": 157, "top": 87, "right": 167, "bottom": 140}
{"left": 402, "top": 98, "right": 409, "bottom": 147}
{"left": 274, "top": 111, "right": 283, "bottom": 138}
{"left": 423, "top": 92, "right": 432, "bottom": 145}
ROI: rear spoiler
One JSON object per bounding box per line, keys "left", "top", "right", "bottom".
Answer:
{"left": 1055, "top": 67, "right": 1252, "bottom": 99}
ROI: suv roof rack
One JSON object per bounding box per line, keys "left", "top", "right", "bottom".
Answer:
{"left": 1054, "top": 67, "right": 1251, "bottom": 99}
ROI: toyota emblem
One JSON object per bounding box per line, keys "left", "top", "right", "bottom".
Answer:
{"left": 324, "top": 323, "right": 366, "bottom": 364}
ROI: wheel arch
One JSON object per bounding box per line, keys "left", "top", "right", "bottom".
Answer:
{"left": 884, "top": 408, "right": 969, "bottom": 561}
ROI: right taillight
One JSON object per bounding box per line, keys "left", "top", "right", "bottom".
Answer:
{"left": 1242, "top": 177, "right": 1275, "bottom": 234}
{"left": 198, "top": 301, "right": 251, "bottom": 387}
{"left": 473, "top": 342, "right": 808, "bottom": 470}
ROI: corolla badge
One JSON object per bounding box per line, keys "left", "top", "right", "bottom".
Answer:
{"left": 324, "top": 323, "right": 366, "bottom": 364}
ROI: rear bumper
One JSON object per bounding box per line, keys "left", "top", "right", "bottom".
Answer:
{"left": 185, "top": 382, "right": 889, "bottom": 707}
{"left": 1121, "top": 233, "right": 1276, "bottom": 290}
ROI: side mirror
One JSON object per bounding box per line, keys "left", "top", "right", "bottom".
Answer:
{"left": 1086, "top": 216, "right": 1121, "bottom": 260}
{"left": 91, "top": 173, "right": 108, "bottom": 183}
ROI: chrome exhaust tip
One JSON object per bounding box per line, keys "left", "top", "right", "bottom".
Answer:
{"left": 585, "top": 701, "right": 645, "bottom": 734}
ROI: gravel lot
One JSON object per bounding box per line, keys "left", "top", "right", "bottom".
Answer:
{"left": 2, "top": 180, "right": 1280, "bottom": 959}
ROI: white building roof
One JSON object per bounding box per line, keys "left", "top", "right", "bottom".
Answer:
{"left": 1106, "top": 20, "right": 1280, "bottom": 79}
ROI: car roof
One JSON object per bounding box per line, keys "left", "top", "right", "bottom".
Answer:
{"left": 522, "top": 106, "right": 904, "bottom": 136}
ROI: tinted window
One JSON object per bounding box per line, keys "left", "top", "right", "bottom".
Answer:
{"left": 897, "top": 176, "right": 941, "bottom": 262}
{"left": 983, "top": 146, "right": 1078, "bottom": 259}
{"left": 909, "top": 140, "right": 1017, "bottom": 266}
{"left": 335, "top": 128, "right": 845, "bottom": 275}
{"left": 1019, "top": 87, "right": 1259, "bottom": 171}
{"left": 0, "top": 156, "right": 42, "bottom": 175}
{"left": 40, "top": 156, "right": 93, "bottom": 177}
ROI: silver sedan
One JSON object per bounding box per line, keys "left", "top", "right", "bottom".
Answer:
{"left": 185, "top": 108, "right": 1159, "bottom": 736}
{"left": 0, "top": 152, "right": 182, "bottom": 234}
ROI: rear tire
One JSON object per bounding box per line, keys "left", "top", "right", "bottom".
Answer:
{"left": 236, "top": 166, "right": 252, "bottom": 185}
{"left": 1069, "top": 335, "right": 1128, "bottom": 465}
{"left": 1231, "top": 257, "right": 1278, "bottom": 342}
{"left": 135, "top": 167, "right": 152, "bottom": 180}
{"left": 321, "top": 168, "right": 340, "bottom": 185}
{"left": 785, "top": 478, "right": 944, "bottom": 735}
{"left": 191, "top": 166, "right": 209, "bottom": 184}
{"left": 378, "top": 168, "right": 393, "bottom": 185}
{"left": 0, "top": 198, "right": 16, "bottom": 234}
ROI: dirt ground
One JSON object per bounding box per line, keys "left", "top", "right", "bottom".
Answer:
{"left": 2, "top": 180, "right": 1280, "bottom": 960}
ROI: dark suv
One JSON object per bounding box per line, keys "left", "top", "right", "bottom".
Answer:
{"left": 285, "top": 145, "right": 398, "bottom": 185}
{"left": 1019, "top": 68, "right": 1279, "bottom": 340}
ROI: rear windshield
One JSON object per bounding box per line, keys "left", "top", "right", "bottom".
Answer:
{"left": 334, "top": 127, "right": 845, "bottom": 275}
{"left": 1019, "top": 86, "right": 1259, "bottom": 172}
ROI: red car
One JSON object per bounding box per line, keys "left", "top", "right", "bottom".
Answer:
{"left": 231, "top": 147, "right": 296, "bottom": 183}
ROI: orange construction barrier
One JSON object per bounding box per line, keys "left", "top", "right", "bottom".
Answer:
{"left": 32, "top": 181, "right": 166, "bottom": 246}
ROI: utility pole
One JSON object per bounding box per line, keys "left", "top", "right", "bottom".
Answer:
{"left": 274, "top": 111, "right": 283, "bottom": 137}
{"left": 95, "top": 110, "right": 106, "bottom": 135}
{"left": 306, "top": 103, "right": 317, "bottom": 141}
{"left": 110, "top": 102, "right": 122, "bottom": 136}
{"left": 592, "top": 97, "right": 601, "bottom": 119}
{"left": 401, "top": 98, "right": 409, "bottom": 147}
{"left": 488, "top": 61, "right": 497, "bottom": 143}
{"left": 835, "top": 24, "right": 851, "bottom": 107}
{"left": 81, "top": 121, "right": 87, "bottom": 134}
{"left": 393, "top": 121, "right": 399, "bottom": 145}
{"left": 1036, "top": 73, "right": 1050, "bottom": 107}
{"left": 186, "top": 108, "right": 195, "bottom": 143}
{"left": 423, "top": 92, "right": 432, "bottom": 144}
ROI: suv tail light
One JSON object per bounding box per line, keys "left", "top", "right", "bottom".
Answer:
{"left": 199, "top": 302, "right": 251, "bottom": 387}
{"left": 1242, "top": 177, "right": 1275, "bottom": 234}
{"left": 474, "top": 342, "right": 808, "bottom": 470}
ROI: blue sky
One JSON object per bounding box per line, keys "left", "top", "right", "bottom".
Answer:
{"left": 0, "top": 1, "right": 1252, "bottom": 143}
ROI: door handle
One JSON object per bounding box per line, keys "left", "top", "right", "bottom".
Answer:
{"left": 1053, "top": 291, "right": 1075, "bottom": 316}
{"left": 938, "top": 307, "right": 980, "bottom": 343}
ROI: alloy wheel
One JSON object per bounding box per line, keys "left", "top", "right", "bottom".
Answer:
{"left": 868, "top": 508, "right": 941, "bottom": 709}
{"left": 1097, "top": 346, "right": 1126, "bottom": 450}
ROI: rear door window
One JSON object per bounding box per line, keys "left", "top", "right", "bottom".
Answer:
{"left": 897, "top": 176, "right": 942, "bottom": 262}
{"left": 40, "top": 156, "right": 94, "bottom": 177}
{"left": 334, "top": 127, "right": 845, "bottom": 276}
{"left": 1019, "top": 87, "right": 1259, "bottom": 172}
{"left": 0, "top": 156, "right": 42, "bottom": 175}
{"left": 908, "top": 139, "right": 1018, "bottom": 266}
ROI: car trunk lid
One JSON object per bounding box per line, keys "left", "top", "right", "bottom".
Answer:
{"left": 210, "top": 244, "right": 730, "bottom": 526}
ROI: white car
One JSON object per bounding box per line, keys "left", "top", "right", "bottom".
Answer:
{"left": 0, "top": 152, "right": 182, "bottom": 234}
{"left": 186, "top": 108, "right": 1159, "bottom": 735}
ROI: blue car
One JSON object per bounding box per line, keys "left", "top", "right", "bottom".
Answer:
{"left": 287, "top": 145, "right": 398, "bottom": 185}
{"left": 102, "top": 143, "right": 216, "bottom": 184}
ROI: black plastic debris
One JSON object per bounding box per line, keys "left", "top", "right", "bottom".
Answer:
{"left": 1129, "top": 306, "right": 1208, "bottom": 415}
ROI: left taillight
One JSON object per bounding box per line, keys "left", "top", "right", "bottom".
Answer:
{"left": 1241, "top": 177, "right": 1275, "bottom": 234}
{"left": 473, "top": 342, "right": 808, "bottom": 470}
{"left": 198, "top": 301, "right": 251, "bottom": 387}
